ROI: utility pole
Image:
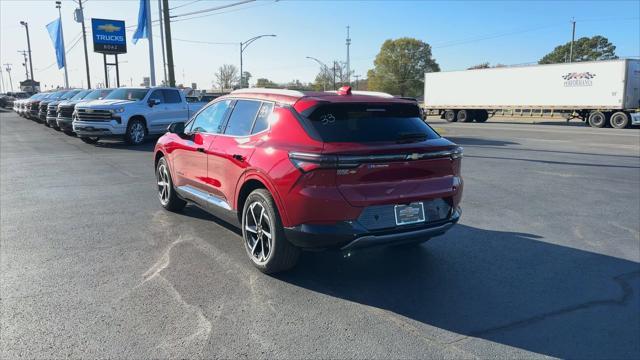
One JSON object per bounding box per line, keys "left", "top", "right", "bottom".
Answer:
{"left": 158, "top": 0, "right": 168, "bottom": 85}
{"left": 346, "top": 25, "right": 351, "bottom": 85}
{"left": 162, "top": 0, "right": 174, "bottom": 87}
{"left": 18, "top": 50, "right": 29, "bottom": 79}
{"left": 55, "top": 1, "right": 69, "bottom": 88}
{"left": 333, "top": 61, "right": 337, "bottom": 90}
{"left": 19, "top": 21, "right": 34, "bottom": 80}
{"left": 0, "top": 67, "right": 5, "bottom": 93}
{"left": 353, "top": 74, "right": 360, "bottom": 90}
{"left": 76, "top": 0, "right": 91, "bottom": 88}
{"left": 569, "top": 18, "right": 576, "bottom": 63}
{"left": 4, "top": 64, "right": 14, "bottom": 92}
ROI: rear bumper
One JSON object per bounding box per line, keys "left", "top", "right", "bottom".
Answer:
{"left": 285, "top": 208, "right": 461, "bottom": 250}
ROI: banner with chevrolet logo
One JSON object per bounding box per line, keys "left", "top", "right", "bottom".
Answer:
{"left": 91, "top": 18, "right": 126, "bottom": 54}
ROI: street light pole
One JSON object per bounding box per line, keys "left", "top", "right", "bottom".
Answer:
{"left": 240, "top": 34, "right": 276, "bottom": 88}
{"left": 19, "top": 21, "right": 34, "bottom": 80}
{"left": 305, "top": 56, "right": 329, "bottom": 91}
{"left": 77, "top": 0, "right": 91, "bottom": 88}
{"left": 55, "top": 1, "right": 69, "bottom": 88}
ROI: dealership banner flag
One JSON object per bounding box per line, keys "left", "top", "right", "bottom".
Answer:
{"left": 46, "top": 17, "right": 65, "bottom": 69}
{"left": 132, "top": 0, "right": 149, "bottom": 44}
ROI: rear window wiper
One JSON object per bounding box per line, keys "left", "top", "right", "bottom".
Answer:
{"left": 395, "top": 132, "right": 428, "bottom": 143}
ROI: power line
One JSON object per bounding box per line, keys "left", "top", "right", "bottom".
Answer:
{"left": 171, "top": 1, "right": 276, "bottom": 23}
{"left": 171, "top": 0, "right": 254, "bottom": 18}
{"left": 36, "top": 32, "right": 83, "bottom": 73}
{"left": 169, "top": 0, "right": 202, "bottom": 11}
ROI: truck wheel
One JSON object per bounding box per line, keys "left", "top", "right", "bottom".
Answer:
{"left": 80, "top": 137, "right": 100, "bottom": 144}
{"left": 475, "top": 110, "right": 489, "bottom": 123}
{"left": 125, "top": 119, "right": 146, "bottom": 145}
{"left": 156, "top": 157, "right": 186, "bottom": 212}
{"left": 610, "top": 112, "right": 629, "bottom": 129}
{"left": 242, "top": 189, "right": 300, "bottom": 274}
{"left": 457, "top": 109, "right": 472, "bottom": 122}
{"left": 444, "top": 110, "right": 457, "bottom": 122}
{"left": 588, "top": 111, "right": 607, "bottom": 128}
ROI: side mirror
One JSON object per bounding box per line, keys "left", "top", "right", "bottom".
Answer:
{"left": 148, "top": 98, "right": 161, "bottom": 107}
{"left": 167, "top": 122, "right": 185, "bottom": 135}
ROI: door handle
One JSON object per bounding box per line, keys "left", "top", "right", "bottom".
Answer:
{"left": 232, "top": 154, "right": 245, "bottom": 161}
{"left": 197, "top": 148, "right": 205, "bottom": 153}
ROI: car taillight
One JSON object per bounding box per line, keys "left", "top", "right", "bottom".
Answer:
{"left": 288, "top": 152, "right": 359, "bottom": 173}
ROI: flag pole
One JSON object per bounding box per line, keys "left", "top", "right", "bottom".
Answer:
{"left": 146, "top": 0, "right": 156, "bottom": 86}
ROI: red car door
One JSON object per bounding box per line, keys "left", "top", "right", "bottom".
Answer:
{"left": 169, "top": 100, "right": 232, "bottom": 198}
{"left": 207, "top": 100, "right": 272, "bottom": 209}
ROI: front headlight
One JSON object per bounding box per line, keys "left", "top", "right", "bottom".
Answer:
{"left": 111, "top": 107, "right": 125, "bottom": 114}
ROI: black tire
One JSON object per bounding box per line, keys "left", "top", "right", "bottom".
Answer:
{"left": 475, "top": 110, "right": 489, "bottom": 123}
{"left": 457, "top": 109, "right": 472, "bottom": 122}
{"left": 444, "top": 110, "right": 457, "bottom": 122}
{"left": 588, "top": 111, "right": 607, "bottom": 128}
{"left": 63, "top": 130, "right": 75, "bottom": 136}
{"left": 156, "top": 157, "right": 186, "bottom": 212}
{"left": 124, "top": 118, "right": 147, "bottom": 145}
{"left": 610, "top": 112, "right": 629, "bottom": 129}
{"left": 242, "top": 188, "right": 300, "bottom": 274}
{"left": 80, "top": 137, "right": 100, "bottom": 144}
{"left": 43, "top": 118, "right": 50, "bottom": 127}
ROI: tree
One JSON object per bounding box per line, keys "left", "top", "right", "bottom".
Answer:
{"left": 255, "top": 78, "right": 277, "bottom": 88}
{"left": 539, "top": 35, "right": 618, "bottom": 64}
{"left": 215, "top": 64, "right": 239, "bottom": 91}
{"left": 311, "top": 61, "right": 352, "bottom": 91}
{"left": 367, "top": 38, "right": 439, "bottom": 97}
{"left": 240, "top": 71, "right": 252, "bottom": 88}
{"left": 467, "top": 62, "right": 507, "bottom": 70}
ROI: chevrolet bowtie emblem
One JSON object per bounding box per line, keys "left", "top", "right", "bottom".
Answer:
{"left": 97, "top": 24, "right": 121, "bottom": 33}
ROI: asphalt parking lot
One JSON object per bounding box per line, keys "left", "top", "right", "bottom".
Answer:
{"left": 1, "top": 111, "right": 639, "bottom": 358}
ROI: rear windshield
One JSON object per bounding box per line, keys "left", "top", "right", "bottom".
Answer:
{"left": 105, "top": 88, "right": 148, "bottom": 101}
{"left": 306, "top": 103, "right": 439, "bottom": 143}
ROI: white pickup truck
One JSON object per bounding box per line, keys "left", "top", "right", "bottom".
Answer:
{"left": 73, "top": 87, "right": 207, "bottom": 145}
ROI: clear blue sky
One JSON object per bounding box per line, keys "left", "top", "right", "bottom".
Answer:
{"left": 1, "top": 0, "right": 639, "bottom": 91}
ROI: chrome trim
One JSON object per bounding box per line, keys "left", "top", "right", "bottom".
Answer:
{"left": 175, "top": 185, "right": 231, "bottom": 211}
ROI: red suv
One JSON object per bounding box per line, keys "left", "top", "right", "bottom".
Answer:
{"left": 154, "top": 87, "right": 463, "bottom": 273}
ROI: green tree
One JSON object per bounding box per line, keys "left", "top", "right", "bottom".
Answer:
{"left": 255, "top": 78, "right": 277, "bottom": 88}
{"left": 539, "top": 35, "right": 618, "bottom": 64}
{"left": 367, "top": 38, "right": 440, "bottom": 97}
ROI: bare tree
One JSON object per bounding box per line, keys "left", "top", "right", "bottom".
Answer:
{"left": 215, "top": 64, "right": 239, "bottom": 91}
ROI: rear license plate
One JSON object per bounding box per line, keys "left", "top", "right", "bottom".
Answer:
{"left": 394, "top": 202, "right": 425, "bottom": 225}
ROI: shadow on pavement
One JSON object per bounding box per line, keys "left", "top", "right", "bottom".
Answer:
{"left": 93, "top": 139, "right": 156, "bottom": 152}
{"left": 466, "top": 154, "right": 640, "bottom": 169}
{"left": 277, "top": 224, "right": 640, "bottom": 359}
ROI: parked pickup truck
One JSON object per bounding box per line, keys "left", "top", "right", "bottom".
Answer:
{"left": 73, "top": 87, "right": 206, "bottom": 145}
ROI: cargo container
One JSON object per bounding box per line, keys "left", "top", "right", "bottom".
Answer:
{"left": 424, "top": 59, "right": 640, "bottom": 128}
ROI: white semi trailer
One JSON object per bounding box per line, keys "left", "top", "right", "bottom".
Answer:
{"left": 424, "top": 59, "right": 640, "bottom": 128}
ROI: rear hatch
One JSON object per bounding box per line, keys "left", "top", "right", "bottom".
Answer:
{"left": 305, "top": 102, "right": 462, "bottom": 208}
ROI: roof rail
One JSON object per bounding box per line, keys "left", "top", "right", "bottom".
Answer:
{"left": 231, "top": 88, "right": 306, "bottom": 97}
{"left": 325, "top": 90, "right": 395, "bottom": 98}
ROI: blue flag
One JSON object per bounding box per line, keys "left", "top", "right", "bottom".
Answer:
{"left": 46, "top": 18, "right": 65, "bottom": 69}
{"left": 132, "top": 0, "right": 149, "bottom": 44}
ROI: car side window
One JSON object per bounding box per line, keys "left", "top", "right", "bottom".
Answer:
{"left": 189, "top": 100, "right": 231, "bottom": 134}
{"left": 252, "top": 102, "right": 273, "bottom": 134}
{"left": 149, "top": 90, "right": 164, "bottom": 104}
{"left": 163, "top": 89, "right": 182, "bottom": 104}
{"left": 224, "top": 100, "right": 261, "bottom": 136}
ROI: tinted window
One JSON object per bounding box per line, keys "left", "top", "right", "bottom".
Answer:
{"left": 149, "top": 90, "right": 165, "bottom": 103}
{"left": 307, "top": 103, "right": 439, "bottom": 143}
{"left": 190, "top": 100, "right": 231, "bottom": 134}
{"left": 252, "top": 102, "right": 273, "bottom": 134}
{"left": 105, "top": 88, "right": 148, "bottom": 101}
{"left": 163, "top": 89, "right": 182, "bottom": 103}
{"left": 61, "top": 90, "right": 81, "bottom": 100}
{"left": 70, "top": 90, "right": 91, "bottom": 100}
{"left": 84, "top": 89, "right": 112, "bottom": 100}
{"left": 224, "top": 100, "right": 261, "bottom": 136}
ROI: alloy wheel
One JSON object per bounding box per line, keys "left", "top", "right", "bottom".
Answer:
{"left": 157, "top": 163, "right": 170, "bottom": 206}
{"left": 130, "top": 122, "right": 145, "bottom": 144}
{"left": 244, "top": 201, "right": 273, "bottom": 264}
